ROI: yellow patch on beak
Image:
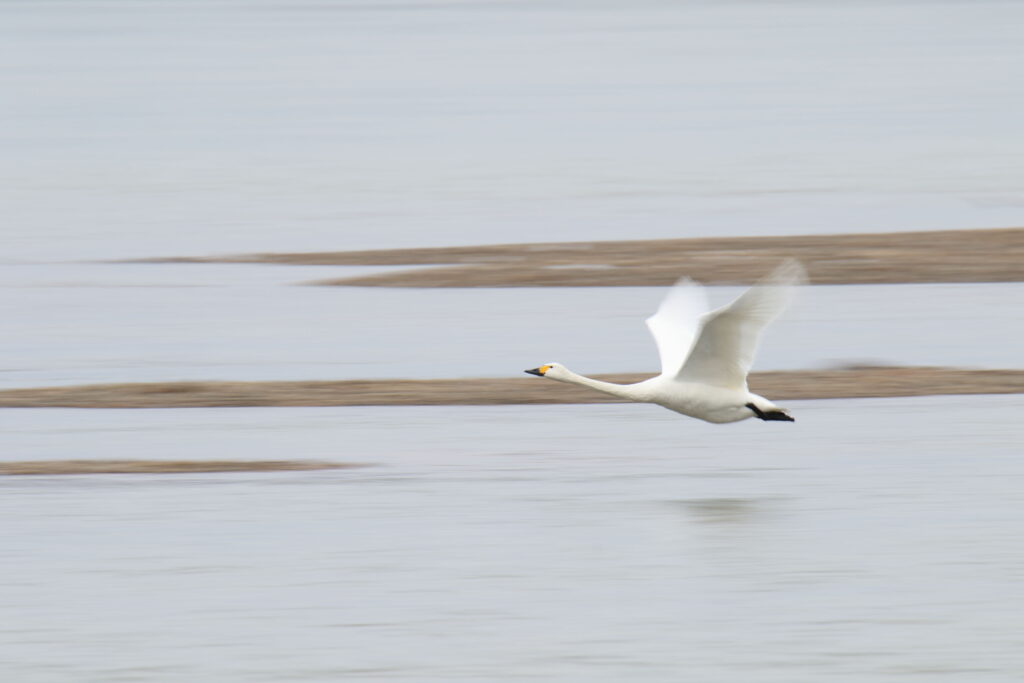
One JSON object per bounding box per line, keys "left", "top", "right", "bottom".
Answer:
{"left": 539, "top": 364, "right": 551, "bottom": 375}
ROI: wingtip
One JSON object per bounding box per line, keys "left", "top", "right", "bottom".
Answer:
{"left": 768, "top": 258, "right": 808, "bottom": 287}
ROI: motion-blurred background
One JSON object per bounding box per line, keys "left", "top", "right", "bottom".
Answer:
{"left": 2, "top": 2, "right": 1023, "bottom": 681}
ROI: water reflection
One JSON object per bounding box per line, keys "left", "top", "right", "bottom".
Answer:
{"left": 2, "top": 0, "right": 1023, "bottom": 678}
{"left": 674, "top": 497, "right": 775, "bottom": 524}
{"left": 2, "top": 398, "right": 1024, "bottom": 680}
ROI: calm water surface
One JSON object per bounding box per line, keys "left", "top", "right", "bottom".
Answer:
{"left": 2, "top": 263, "right": 1022, "bottom": 388}
{"left": 3, "top": 397, "right": 1024, "bottom": 681}
{"left": 3, "top": 0, "right": 1024, "bottom": 261}
{"left": 3, "top": 1, "right": 1023, "bottom": 680}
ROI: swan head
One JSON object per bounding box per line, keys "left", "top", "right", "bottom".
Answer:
{"left": 524, "top": 363, "right": 567, "bottom": 379}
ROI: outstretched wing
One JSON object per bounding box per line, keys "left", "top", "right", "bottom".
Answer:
{"left": 675, "top": 259, "right": 807, "bottom": 389}
{"left": 644, "top": 277, "right": 711, "bottom": 376}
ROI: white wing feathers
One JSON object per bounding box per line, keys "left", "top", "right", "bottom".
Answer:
{"left": 644, "top": 278, "right": 710, "bottom": 376}
{"left": 674, "top": 259, "right": 806, "bottom": 389}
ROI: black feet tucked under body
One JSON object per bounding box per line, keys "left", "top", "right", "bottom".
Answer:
{"left": 746, "top": 402, "right": 795, "bottom": 422}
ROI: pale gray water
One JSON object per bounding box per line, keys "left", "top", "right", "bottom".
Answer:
{"left": 3, "top": 397, "right": 1024, "bottom": 681}
{"left": 3, "top": 0, "right": 1024, "bottom": 680}
{"left": 3, "top": 0, "right": 1024, "bottom": 262}
{"left": 2, "top": 263, "right": 1023, "bottom": 388}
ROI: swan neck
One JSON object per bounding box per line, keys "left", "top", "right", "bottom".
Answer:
{"left": 559, "top": 370, "right": 641, "bottom": 400}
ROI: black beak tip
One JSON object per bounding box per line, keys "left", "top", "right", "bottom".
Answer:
{"left": 524, "top": 368, "right": 544, "bottom": 377}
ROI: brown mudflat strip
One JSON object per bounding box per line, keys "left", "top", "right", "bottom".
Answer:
{"left": 0, "top": 460, "right": 359, "bottom": 475}
{"left": 1, "top": 367, "right": 1020, "bottom": 409}
{"left": 148, "top": 227, "right": 1024, "bottom": 287}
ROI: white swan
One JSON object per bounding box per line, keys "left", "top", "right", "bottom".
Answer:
{"left": 525, "top": 260, "right": 807, "bottom": 424}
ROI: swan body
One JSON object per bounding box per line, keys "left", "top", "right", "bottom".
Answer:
{"left": 525, "top": 260, "right": 806, "bottom": 424}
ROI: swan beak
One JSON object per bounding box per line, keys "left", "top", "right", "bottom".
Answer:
{"left": 524, "top": 367, "right": 546, "bottom": 377}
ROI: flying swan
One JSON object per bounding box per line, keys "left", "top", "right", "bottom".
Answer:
{"left": 525, "top": 259, "right": 807, "bottom": 424}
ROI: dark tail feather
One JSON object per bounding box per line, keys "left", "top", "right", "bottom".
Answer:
{"left": 746, "top": 403, "right": 795, "bottom": 422}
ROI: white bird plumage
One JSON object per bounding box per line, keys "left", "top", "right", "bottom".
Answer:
{"left": 525, "top": 259, "right": 807, "bottom": 424}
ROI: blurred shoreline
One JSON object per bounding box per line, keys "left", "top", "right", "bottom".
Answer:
{"left": 2, "top": 367, "right": 1021, "bottom": 409}
{"left": 141, "top": 227, "right": 1024, "bottom": 287}
{"left": 0, "top": 460, "right": 357, "bottom": 476}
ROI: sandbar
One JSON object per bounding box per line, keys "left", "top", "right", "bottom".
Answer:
{"left": 1, "top": 367, "right": 1020, "bottom": 409}
{"left": 141, "top": 228, "right": 1024, "bottom": 287}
